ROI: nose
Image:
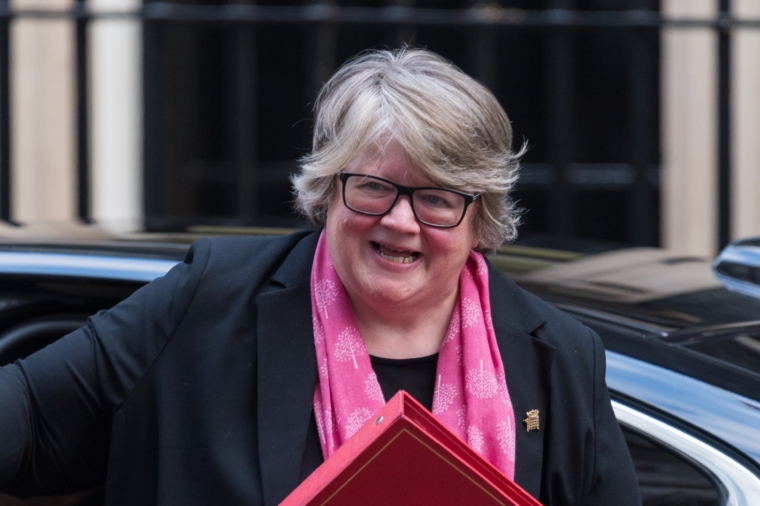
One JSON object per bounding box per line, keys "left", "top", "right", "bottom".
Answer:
{"left": 380, "top": 195, "right": 420, "bottom": 233}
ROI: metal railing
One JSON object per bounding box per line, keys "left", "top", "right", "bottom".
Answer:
{"left": 0, "top": 2, "right": 757, "bottom": 247}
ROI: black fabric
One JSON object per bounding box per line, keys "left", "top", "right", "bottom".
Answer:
{"left": 370, "top": 353, "right": 438, "bottom": 411}
{"left": 0, "top": 230, "right": 641, "bottom": 505}
{"left": 300, "top": 413, "right": 323, "bottom": 483}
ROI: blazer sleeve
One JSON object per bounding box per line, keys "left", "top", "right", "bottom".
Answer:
{"left": 584, "top": 328, "right": 642, "bottom": 505}
{"left": 0, "top": 238, "right": 212, "bottom": 497}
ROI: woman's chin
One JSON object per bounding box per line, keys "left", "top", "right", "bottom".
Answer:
{"left": 353, "top": 270, "right": 425, "bottom": 306}
{"left": 365, "top": 286, "right": 421, "bottom": 307}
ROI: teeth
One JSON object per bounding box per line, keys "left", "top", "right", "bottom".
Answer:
{"left": 373, "top": 242, "right": 418, "bottom": 264}
{"left": 378, "top": 250, "right": 416, "bottom": 264}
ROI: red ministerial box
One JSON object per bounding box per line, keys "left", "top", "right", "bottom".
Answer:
{"left": 281, "top": 391, "right": 542, "bottom": 506}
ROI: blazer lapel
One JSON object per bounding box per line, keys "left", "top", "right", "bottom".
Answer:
{"left": 256, "top": 232, "right": 320, "bottom": 506}
{"left": 494, "top": 321, "right": 554, "bottom": 499}
{"left": 488, "top": 264, "right": 555, "bottom": 500}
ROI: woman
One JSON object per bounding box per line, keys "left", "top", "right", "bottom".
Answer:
{"left": 0, "top": 48, "right": 640, "bottom": 505}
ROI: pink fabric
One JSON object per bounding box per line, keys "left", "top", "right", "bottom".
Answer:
{"left": 311, "top": 230, "right": 516, "bottom": 479}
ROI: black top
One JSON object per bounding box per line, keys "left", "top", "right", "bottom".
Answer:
{"left": 370, "top": 353, "right": 439, "bottom": 411}
{"left": 300, "top": 353, "right": 439, "bottom": 479}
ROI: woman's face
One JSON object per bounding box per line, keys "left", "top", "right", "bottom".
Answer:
{"left": 325, "top": 140, "right": 479, "bottom": 313}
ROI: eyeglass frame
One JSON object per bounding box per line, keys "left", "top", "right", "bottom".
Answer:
{"left": 337, "top": 172, "right": 480, "bottom": 228}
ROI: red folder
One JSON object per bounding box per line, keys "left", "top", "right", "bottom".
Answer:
{"left": 281, "top": 391, "right": 542, "bottom": 506}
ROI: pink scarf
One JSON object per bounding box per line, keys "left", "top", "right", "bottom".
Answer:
{"left": 311, "top": 231, "right": 516, "bottom": 479}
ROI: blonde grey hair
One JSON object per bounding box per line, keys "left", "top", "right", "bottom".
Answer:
{"left": 291, "top": 47, "right": 523, "bottom": 253}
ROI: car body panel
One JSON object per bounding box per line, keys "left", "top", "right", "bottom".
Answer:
{"left": 606, "top": 351, "right": 760, "bottom": 468}
{"left": 613, "top": 401, "right": 760, "bottom": 506}
{"left": 0, "top": 251, "right": 178, "bottom": 283}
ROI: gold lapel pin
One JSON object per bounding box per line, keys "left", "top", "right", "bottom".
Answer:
{"left": 524, "top": 409, "right": 540, "bottom": 432}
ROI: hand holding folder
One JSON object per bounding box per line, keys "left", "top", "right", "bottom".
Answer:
{"left": 282, "top": 391, "right": 542, "bottom": 506}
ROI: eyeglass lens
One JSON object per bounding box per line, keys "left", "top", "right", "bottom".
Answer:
{"left": 343, "top": 175, "right": 466, "bottom": 227}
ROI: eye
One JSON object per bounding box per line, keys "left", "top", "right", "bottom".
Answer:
{"left": 419, "top": 192, "right": 455, "bottom": 208}
{"left": 352, "top": 178, "right": 394, "bottom": 195}
{"left": 362, "top": 182, "right": 384, "bottom": 191}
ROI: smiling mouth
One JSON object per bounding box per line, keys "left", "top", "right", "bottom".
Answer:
{"left": 372, "top": 242, "right": 421, "bottom": 264}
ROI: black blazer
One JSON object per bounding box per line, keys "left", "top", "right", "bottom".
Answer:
{"left": 0, "top": 231, "right": 640, "bottom": 505}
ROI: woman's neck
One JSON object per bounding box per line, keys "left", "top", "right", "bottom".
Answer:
{"left": 350, "top": 289, "right": 459, "bottom": 359}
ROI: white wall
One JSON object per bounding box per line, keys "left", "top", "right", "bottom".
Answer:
{"left": 661, "top": 0, "right": 718, "bottom": 256}
{"left": 8, "top": 0, "right": 142, "bottom": 232}
{"left": 11, "top": 0, "right": 76, "bottom": 222}
{"left": 90, "top": 0, "right": 143, "bottom": 233}
{"left": 731, "top": 0, "right": 760, "bottom": 240}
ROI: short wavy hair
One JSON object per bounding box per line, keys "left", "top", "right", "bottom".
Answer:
{"left": 291, "top": 47, "right": 523, "bottom": 253}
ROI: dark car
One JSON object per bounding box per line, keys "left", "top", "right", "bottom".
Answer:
{"left": 1, "top": 230, "right": 759, "bottom": 505}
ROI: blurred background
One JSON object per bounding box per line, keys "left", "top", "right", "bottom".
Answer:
{"left": 0, "top": 0, "right": 758, "bottom": 256}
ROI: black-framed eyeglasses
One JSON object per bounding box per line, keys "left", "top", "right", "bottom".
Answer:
{"left": 338, "top": 172, "right": 479, "bottom": 228}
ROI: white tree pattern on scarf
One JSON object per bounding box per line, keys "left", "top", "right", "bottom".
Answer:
{"left": 314, "top": 400, "right": 334, "bottom": 444}
{"left": 313, "top": 316, "right": 325, "bottom": 345}
{"left": 456, "top": 408, "right": 467, "bottom": 433}
{"left": 466, "top": 359, "right": 500, "bottom": 399}
{"left": 345, "top": 407, "right": 373, "bottom": 438}
{"left": 334, "top": 327, "right": 366, "bottom": 369}
{"left": 431, "top": 374, "right": 457, "bottom": 415}
{"left": 467, "top": 425, "right": 485, "bottom": 454}
{"left": 497, "top": 419, "right": 516, "bottom": 462}
{"left": 364, "top": 372, "right": 385, "bottom": 404}
{"left": 462, "top": 298, "right": 480, "bottom": 328}
{"left": 484, "top": 308, "right": 494, "bottom": 332}
{"left": 314, "top": 279, "right": 338, "bottom": 319}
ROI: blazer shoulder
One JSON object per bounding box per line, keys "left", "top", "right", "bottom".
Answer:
{"left": 179, "top": 230, "right": 318, "bottom": 300}
{"left": 196, "top": 230, "right": 314, "bottom": 274}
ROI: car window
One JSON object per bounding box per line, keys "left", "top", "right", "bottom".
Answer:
{"left": 622, "top": 426, "right": 724, "bottom": 506}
